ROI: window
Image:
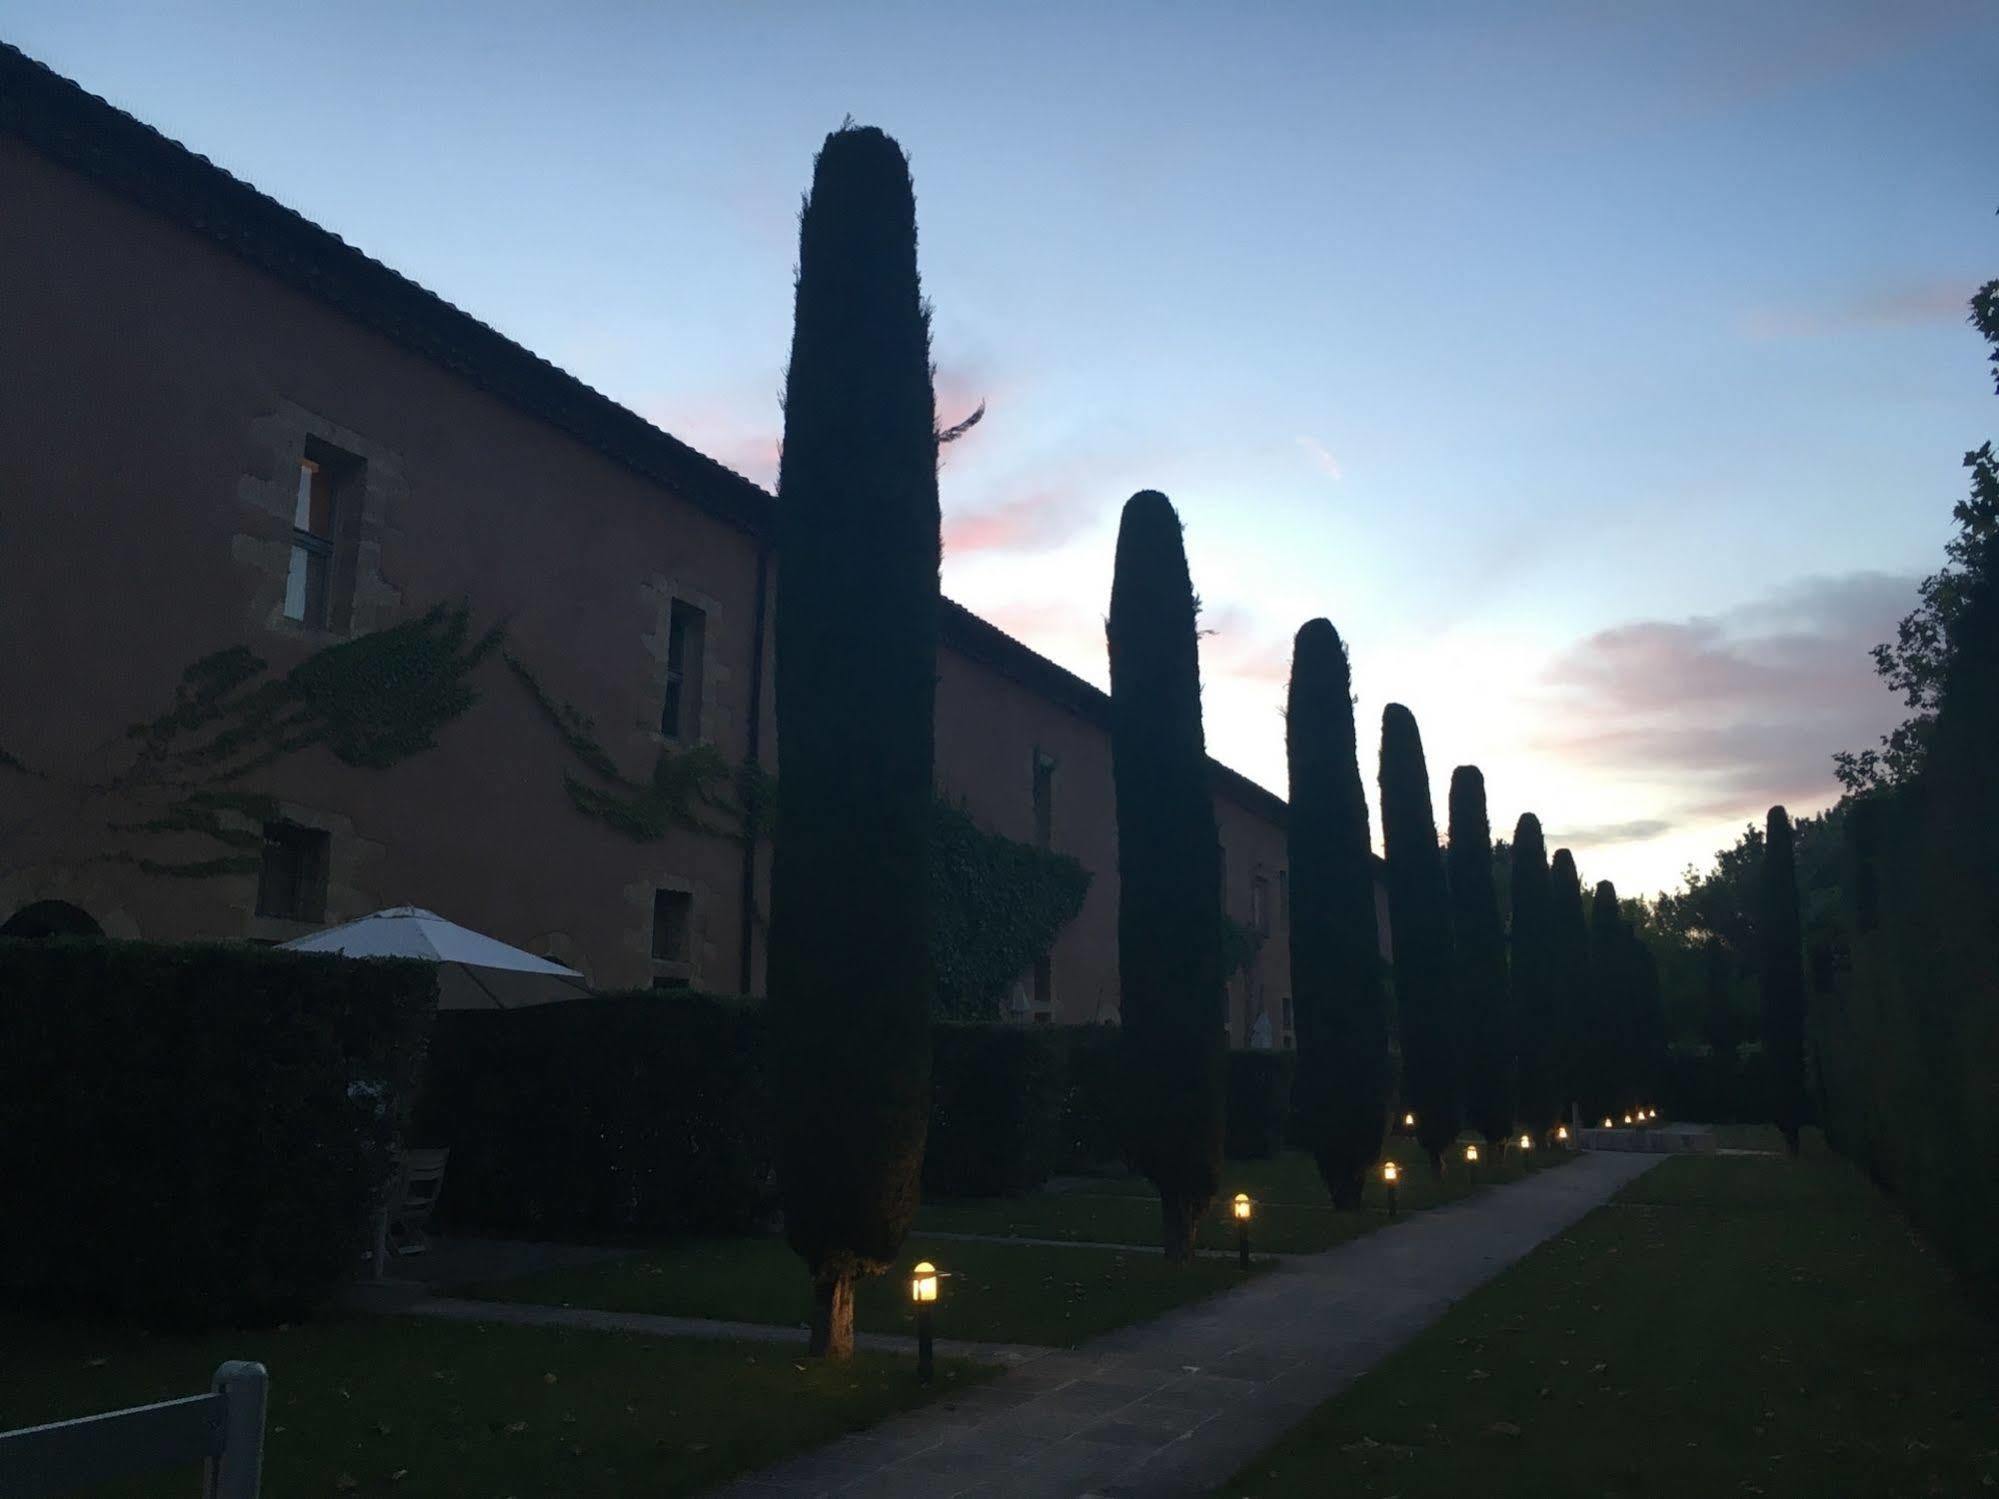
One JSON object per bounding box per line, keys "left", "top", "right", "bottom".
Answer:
{"left": 1032, "top": 752, "right": 1056, "bottom": 850}
{"left": 661, "top": 601, "right": 707, "bottom": 741}
{"left": 1252, "top": 872, "right": 1271, "bottom": 937}
{"left": 1281, "top": 995, "right": 1295, "bottom": 1049}
{"left": 1032, "top": 952, "right": 1054, "bottom": 1019}
{"left": 1279, "top": 869, "right": 1290, "bottom": 929}
{"left": 652, "top": 889, "right": 692, "bottom": 963}
{"left": 1219, "top": 842, "right": 1229, "bottom": 912}
{"left": 256, "top": 822, "right": 329, "bottom": 922}
{"left": 283, "top": 458, "right": 337, "bottom": 626}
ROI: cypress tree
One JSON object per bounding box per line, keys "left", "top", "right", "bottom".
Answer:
{"left": 1108, "top": 490, "right": 1226, "bottom": 1260}
{"left": 1449, "top": 767, "right": 1513, "bottom": 1144}
{"left": 1508, "top": 814, "right": 1559, "bottom": 1133}
{"left": 1760, "top": 805, "right": 1807, "bottom": 1156}
{"left": 1285, "top": 619, "right": 1390, "bottom": 1209}
{"left": 768, "top": 126, "right": 939, "bottom": 1359}
{"left": 1379, "top": 704, "right": 1460, "bottom": 1173}
{"left": 1548, "top": 849, "right": 1590, "bottom": 1124}
{"left": 1587, "top": 880, "right": 1626, "bottom": 1119}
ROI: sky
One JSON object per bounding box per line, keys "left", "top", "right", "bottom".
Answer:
{"left": 7, "top": 0, "right": 1994, "bottom": 897}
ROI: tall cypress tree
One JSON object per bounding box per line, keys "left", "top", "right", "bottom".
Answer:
{"left": 768, "top": 126, "right": 939, "bottom": 1359}
{"left": 1508, "top": 814, "right": 1558, "bottom": 1134}
{"left": 1379, "top": 704, "right": 1459, "bottom": 1173}
{"left": 1760, "top": 805, "right": 1807, "bottom": 1156}
{"left": 1286, "top": 619, "right": 1390, "bottom": 1209}
{"left": 1587, "top": 880, "right": 1627, "bottom": 1120}
{"left": 1450, "top": 767, "right": 1513, "bottom": 1144}
{"left": 1108, "top": 490, "right": 1225, "bottom": 1260}
{"left": 1548, "top": 849, "right": 1591, "bottom": 1125}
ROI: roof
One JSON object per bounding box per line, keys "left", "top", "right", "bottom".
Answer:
{"left": 0, "top": 39, "right": 1288, "bottom": 826}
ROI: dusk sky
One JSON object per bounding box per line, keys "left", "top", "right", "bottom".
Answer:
{"left": 9, "top": 1, "right": 1994, "bottom": 897}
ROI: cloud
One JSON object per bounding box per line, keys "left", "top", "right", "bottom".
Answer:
{"left": 1198, "top": 603, "right": 1293, "bottom": 687}
{"left": 1533, "top": 571, "right": 1916, "bottom": 824}
{"left": 943, "top": 486, "right": 1100, "bottom": 557}
{"left": 1743, "top": 278, "right": 1975, "bottom": 340}
{"left": 1544, "top": 818, "right": 1674, "bottom": 847}
{"left": 1296, "top": 435, "right": 1343, "bottom": 481}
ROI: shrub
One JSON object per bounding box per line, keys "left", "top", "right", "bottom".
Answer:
{"left": 1049, "top": 1022, "right": 1124, "bottom": 1173}
{"left": 416, "top": 990, "right": 770, "bottom": 1238}
{"left": 0, "top": 938, "right": 434, "bottom": 1329}
{"left": 1227, "top": 1050, "right": 1294, "bottom": 1159}
{"left": 924, "top": 1024, "right": 1064, "bottom": 1197}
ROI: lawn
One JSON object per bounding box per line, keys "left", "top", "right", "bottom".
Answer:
{"left": 916, "top": 1138, "right": 1575, "bottom": 1254}
{"left": 1214, "top": 1133, "right": 1999, "bottom": 1498}
{"left": 0, "top": 1311, "right": 985, "bottom": 1499}
{"left": 469, "top": 1232, "right": 1270, "bottom": 1347}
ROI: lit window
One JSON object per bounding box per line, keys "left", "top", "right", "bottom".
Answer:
{"left": 661, "top": 601, "right": 707, "bottom": 740}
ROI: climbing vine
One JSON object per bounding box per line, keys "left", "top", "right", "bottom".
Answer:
{"left": 931, "top": 798, "right": 1093, "bottom": 1021}
{"left": 504, "top": 652, "right": 741, "bottom": 840}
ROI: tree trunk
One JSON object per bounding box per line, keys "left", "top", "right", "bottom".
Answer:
{"left": 1160, "top": 1194, "right": 1201, "bottom": 1263}
{"left": 808, "top": 1272, "right": 855, "bottom": 1359}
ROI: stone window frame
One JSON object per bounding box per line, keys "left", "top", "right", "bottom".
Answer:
{"left": 640, "top": 575, "right": 727, "bottom": 750}
{"left": 236, "top": 400, "right": 404, "bottom": 644}
{"left": 643, "top": 874, "right": 699, "bottom": 987}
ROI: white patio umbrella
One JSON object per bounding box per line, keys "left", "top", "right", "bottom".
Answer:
{"left": 279, "top": 906, "right": 591, "bottom": 1010}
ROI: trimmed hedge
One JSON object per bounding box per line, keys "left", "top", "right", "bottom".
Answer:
{"left": 1660, "top": 1043, "right": 1773, "bottom": 1125}
{"left": 1227, "top": 1050, "right": 1296, "bottom": 1159}
{"left": 925, "top": 1025, "right": 1063, "bottom": 1197}
{"left": 416, "top": 991, "right": 771, "bottom": 1238}
{"left": 0, "top": 938, "right": 435, "bottom": 1329}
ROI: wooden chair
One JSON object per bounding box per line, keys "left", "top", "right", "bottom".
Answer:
{"left": 372, "top": 1147, "right": 449, "bottom": 1279}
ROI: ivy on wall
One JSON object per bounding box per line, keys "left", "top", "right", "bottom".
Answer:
{"left": 1221, "top": 915, "right": 1263, "bottom": 981}
{"left": 931, "top": 798, "right": 1093, "bottom": 1022}
{"left": 504, "top": 652, "right": 740, "bottom": 840}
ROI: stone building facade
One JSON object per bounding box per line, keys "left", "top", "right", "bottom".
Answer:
{"left": 0, "top": 44, "right": 1385, "bottom": 1044}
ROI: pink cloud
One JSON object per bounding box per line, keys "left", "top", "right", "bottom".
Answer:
{"left": 943, "top": 487, "right": 1099, "bottom": 557}
{"left": 1743, "top": 278, "right": 1976, "bottom": 340}
{"left": 1296, "top": 435, "right": 1343, "bottom": 481}
{"left": 1199, "top": 604, "right": 1293, "bottom": 687}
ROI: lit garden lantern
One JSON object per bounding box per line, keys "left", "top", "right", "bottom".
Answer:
{"left": 1464, "top": 1141, "right": 1480, "bottom": 1186}
{"left": 1382, "top": 1159, "right": 1400, "bottom": 1218}
{"left": 1232, "top": 1192, "right": 1253, "bottom": 1269}
{"left": 1602, "top": 1116, "right": 1614, "bottom": 1129}
{"left": 1555, "top": 1124, "right": 1570, "bottom": 1148}
{"left": 1623, "top": 1113, "right": 1633, "bottom": 1125}
{"left": 910, "top": 1261, "right": 941, "bottom": 1384}
{"left": 1403, "top": 1111, "right": 1416, "bottom": 1134}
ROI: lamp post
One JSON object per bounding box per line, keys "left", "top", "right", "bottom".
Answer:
{"left": 1517, "top": 1132, "right": 1534, "bottom": 1170}
{"left": 1383, "top": 1159, "right": 1400, "bottom": 1219}
{"left": 1555, "top": 1123, "right": 1570, "bottom": 1150}
{"left": 910, "top": 1261, "right": 940, "bottom": 1384}
{"left": 1464, "top": 1141, "right": 1480, "bottom": 1188}
{"left": 1402, "top": 1110, "right": 1416, "bottom": 1136}
{"left": 1602, "top": 1116, "right": 1614, "bottom": 1129}
{"left": 1231, "top": 1192, "right": 1253, "bottom": 1269}
{"left": 1623, "top": 1112, "right": 1634, "bottom": 1126}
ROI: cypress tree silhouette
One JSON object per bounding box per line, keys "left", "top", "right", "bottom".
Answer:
{"left": 1379, "top": 704, "right": 1460, "bottom": 1174}
{"left": 1630, "top": 936, "right": 1668, "bottom": 1115}
{"left": 1588, "top": 880, "right": 1627, "bottom": 1120}
{"left": 1760, "top": 805, "right": 1807, "bottom": 1156}
{"left": 1509, "top": 814, "right": 1559, "bottom": 1133}
{"left": 768, "top": 125, "right": 939, "bottom": 1358}
{"left": 1450, "top": 767, "right": 1513, "bottom": 1144}
{"left": 1108, "top": 490, "right": 1226, "bottom": 1260}
{"left": 1285, "top": 619, "right": 1390, "bottom": 1209}
{"left": 1549, "top": 849, "right": 1591, "bottom": 1124}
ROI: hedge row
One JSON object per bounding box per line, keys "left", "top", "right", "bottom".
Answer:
{"left": 0, "top": 938, "right": 436, "bottom": 1329}
{"left": 418, "top": 999, "right": 1303, "bottom": 1232}
{"left": 1659, "top": 1043, "right": 1774, "bottom": 1125}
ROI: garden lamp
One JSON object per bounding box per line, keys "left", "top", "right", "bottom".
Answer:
{"left": 1465, "top": 1141, "right": 1480, "bottom": 1187}
{"left": 1383, "top": 1159, "right": 1400, "bottom": 1218}
{"left": 910, "top": 1261, "right": 940, "bottom": 1383}
{"left": 1232, "top": 1192, "right": 1253, "bottom": 1268}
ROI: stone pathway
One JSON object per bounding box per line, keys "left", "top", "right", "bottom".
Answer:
{"left": 713, "top": 1149, "right": 1663, "bottom": 1498}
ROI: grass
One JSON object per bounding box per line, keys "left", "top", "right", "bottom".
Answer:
{"left": 1214, "top": 1132, "right": 1999, "bottom": 1498}
{"left": 469, "top": 1233, "right": 1270, "bottom": 1347}
{"left": 0, "top": 1312, "right": 985, "bottom": 1499}
{"left": 915, "top": 1138, "right": 1575, "bottom": 1254}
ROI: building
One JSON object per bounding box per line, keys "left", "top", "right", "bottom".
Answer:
{"left": 0, "top": 43, "right": 1384, "bottom": 1042}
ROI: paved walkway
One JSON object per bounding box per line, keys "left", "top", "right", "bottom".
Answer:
{"left": 714, "top": 1149, "right": 1663, "bottom": 1499}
